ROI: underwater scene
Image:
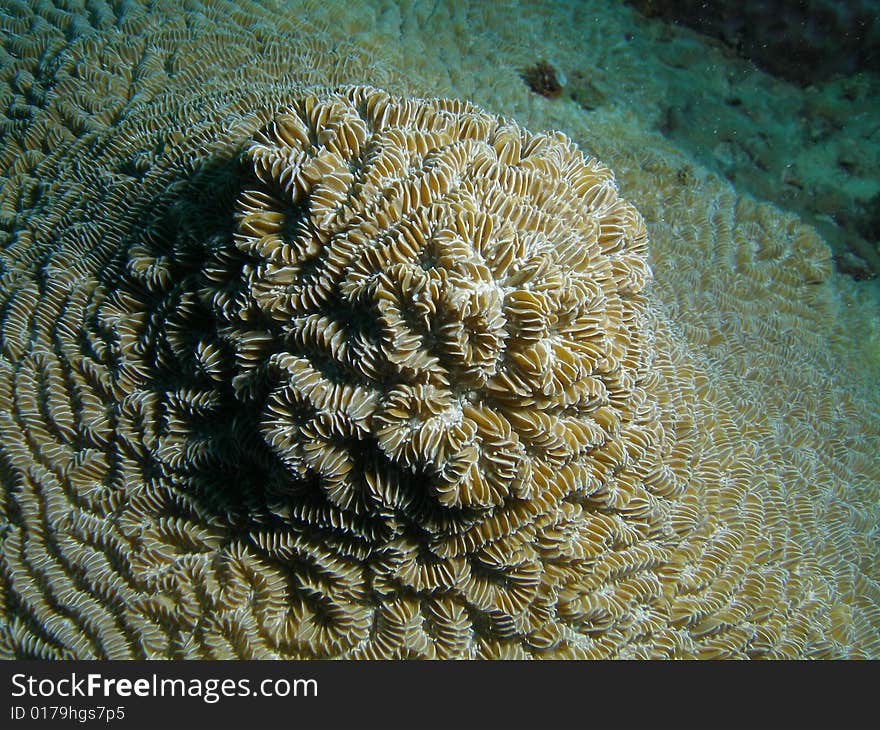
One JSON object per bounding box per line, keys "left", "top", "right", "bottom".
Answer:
{"left": 0, "top": 0, "right": 877, "bottom": 659}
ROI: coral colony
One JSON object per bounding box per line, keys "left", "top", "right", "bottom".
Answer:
{"left": 0, "top": 0, "right": 877, "bottom": 659}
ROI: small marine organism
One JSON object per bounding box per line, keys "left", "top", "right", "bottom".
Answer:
{"left": 520, "top": 59, "right": 565, "bottom": 98}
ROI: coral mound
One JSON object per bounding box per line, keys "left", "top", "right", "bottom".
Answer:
{"left": 100, "top": 87, "right": 659, "bottom": 657}
{"left": 234, "top": 88, "right": 650, "bottom": 522}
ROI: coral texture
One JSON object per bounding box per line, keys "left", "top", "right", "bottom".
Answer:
{"left": 0, "top": 0, "right": 878, "bottom": 659}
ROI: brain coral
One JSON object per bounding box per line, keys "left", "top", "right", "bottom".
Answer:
{"left": 0, "top": 0, "right": 878, "bottom": 660}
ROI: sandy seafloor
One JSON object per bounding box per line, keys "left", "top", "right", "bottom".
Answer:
{"left": 0, "top": 0, "right": 878, "bottom": 658}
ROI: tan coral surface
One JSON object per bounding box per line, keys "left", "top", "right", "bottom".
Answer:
{"left": 0, "top": 0, "right": 878, "bottom": 659}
